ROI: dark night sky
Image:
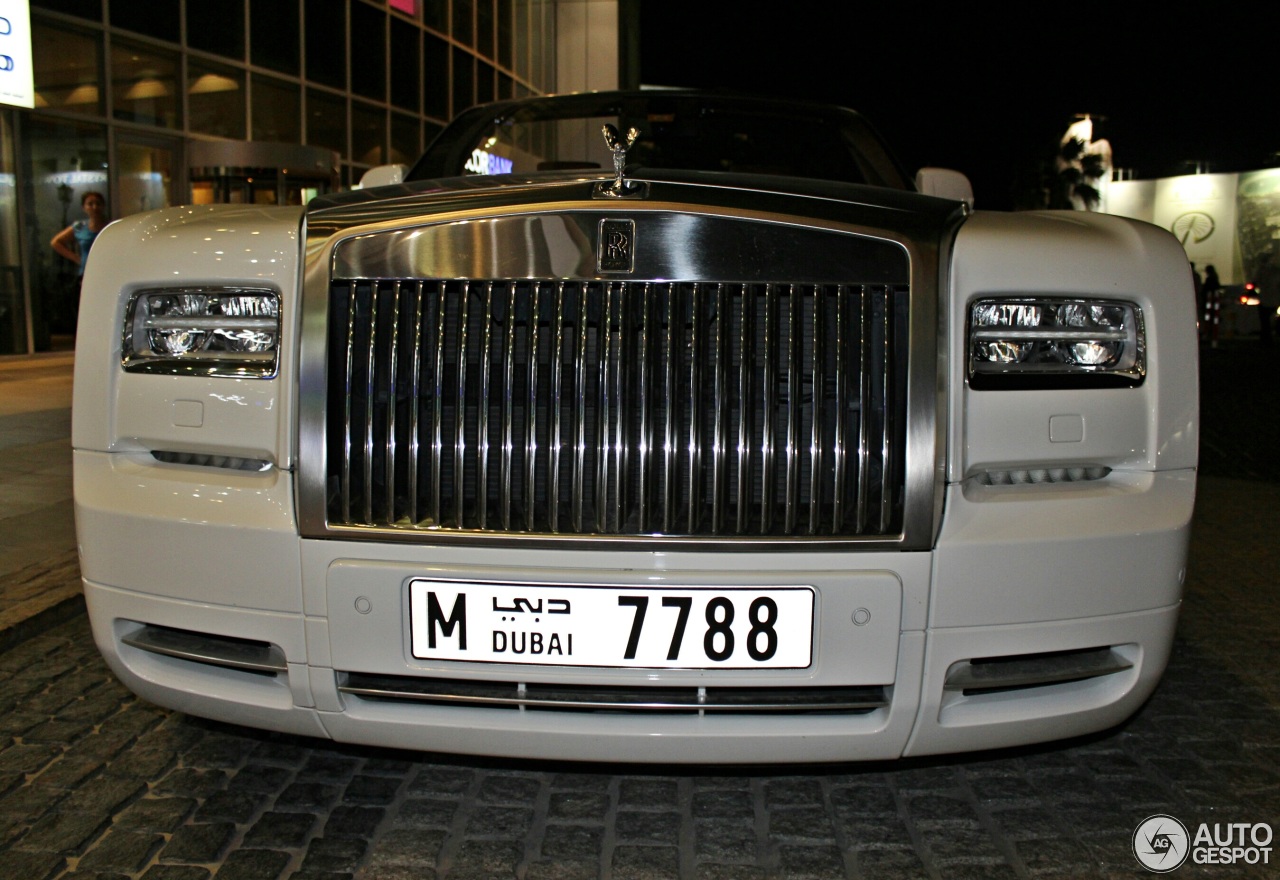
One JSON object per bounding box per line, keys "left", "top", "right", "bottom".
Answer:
{"left": 637, "top": 3, "right": 1273, "bottom": 211}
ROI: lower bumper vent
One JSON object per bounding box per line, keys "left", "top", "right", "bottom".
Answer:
{"left": 944, "top": 646, "right": 1132, "bottom": 696}
{"left": 122, "top": 623, "right": 287, "bottom": 676}
{"left": 338, "top": 673, "right": 887, "bottom": 715}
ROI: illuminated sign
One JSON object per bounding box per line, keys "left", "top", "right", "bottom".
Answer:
{"left": 464, "top": 148, "right": 513, "bottom": 176}
{"left": 0, "top": 0, "right": 33, "bottom": 109}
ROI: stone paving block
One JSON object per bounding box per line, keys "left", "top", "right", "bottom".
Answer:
{"left": 182, "top": 733, "right": 254, "bottom": 770}
{"left": 694, "top": 864, "right": 770, "bottom": 880}
{"left": 524, "top": 857, "right": 598, "bottom": 879}
{"left": 829, "top": 782, "right": 899, "bottom": 818}
{"left": 114, "top": 796, "right": 196, "bottom": 832}
{"left": 0, "top": 741, "right": 62, "bottom": 774}
{"left": 850, "top": 845, "right": 930, "bottom": 877}
{"left": 275, "top": 781, "right": 343, "bottom": 811}
{"left": 343, "top": 773, "right": 402, "bottom": 804}
{"left": 248, "top": 740, "right": 311, "bottom": 767}
{"left": 139, "top": 865, "right": 213, "bottom": 880}
{"left": 406, "top": 766, "right": 476, "bottom": 796}
{"left": 160, "top": 821, "right": 236, "bottom": 862}
{"left": 77, "top": 828, "right": 164, "bottom": 872}
{"left": 775, "top": 843, "right": 847, "bottom": 878}
{"left": 468, "top": 804, "right": 533, "bottom": 837}
{"left": 548, "top": 789, "right": 610, "bottom": 821}
{"left": 226, "top": 763, "right": 293, "bottom": 793}
{"left": 445, "top": 838, "right": 525, "bottom": 879}
{"left": 298, "top": 753, "right": 360, "bottom": 781}
{"left": 392, "top": 797, "right": 459, "bottom": 829}
{"left": 195, "top": 788, "right": 267, "bottom": 824}
{"left": 615, "top": 808, "right": 682, "bottom": 843}
{"left": 540, "top": 822, "right": 603, "bottom": 860}
{"left": 102, "top": 745, "right": 177, "bottom": 781}
{"left": 242, "top": 809, "right": 318, "bottom": 848}
{"left": 690, "top": 788, "right": 754, "bottom": 820}
{"left": 692, "top": 818, "right": 755, "bottom": 860}
{"left": 15, "top": 807, "right": 109, "bottom": 854}
{"left": 549, "top": 772, "right": 612, "bottom": 793}
{"left": 611, "top": 843, "right": 679, "bottom": 879}
{"left": 151, "top": 768, "right": 228, "bottom": 800}
{"left": 767, "top": 806, "right": 835, "bottom": 842}
{"left": 476, "top": 774, "right": 541, "bottom": 803}
{"left": 365, "top": 827, "right": 447, "bottom": 869}
{"left": 618, "top": 778, "right": 678, "bottom": 808}
{"left": 213, "top": 848, "right": 292, "bottom": 880}
{"left": 30, "top": 753, "right": 100, "bottom": 789}
{"left": 323, "top": 805, "right": 386, "bottom": 838}
{"left": 3, "top": 849, "right": 66, "bottom": 880}
{"left": 763, "top": 777, "right": 825, "bottom": 808}
{"left": 297, "top": 834, "right": 369, "bottom": 872}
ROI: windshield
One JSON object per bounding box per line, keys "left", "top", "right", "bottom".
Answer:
{"left": 410, "top": 94, "right": 910, "bottom": 190}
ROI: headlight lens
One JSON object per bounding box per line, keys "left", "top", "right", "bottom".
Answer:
{"left": 968, "top": 298, "right": 1144, "bottom": 388}
{"left": 123, "top": 288, "right": 280, "bottom": 377}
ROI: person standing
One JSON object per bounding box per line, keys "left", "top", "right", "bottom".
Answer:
{"left": 50, "top": 191, "right": 108, "bottom": 336}
{"left": 51, "top": 190, "right": 108, "bottom": 275}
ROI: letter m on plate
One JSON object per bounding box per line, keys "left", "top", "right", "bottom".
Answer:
{"left": 426, "top": 592, "right": 467, "bottom": 649}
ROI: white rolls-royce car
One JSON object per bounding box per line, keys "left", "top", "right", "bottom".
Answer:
{"left": 72, "top": 91, "right": 1198, "bottom": 763}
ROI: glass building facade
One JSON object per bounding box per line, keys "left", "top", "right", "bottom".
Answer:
{"left": 0, "top": 0, "right": 575, "bottom": 355}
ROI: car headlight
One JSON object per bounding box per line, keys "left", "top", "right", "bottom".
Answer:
{"left": 122, "top": 288, "right": 280, "bottom": 378}
{"left": 968, "top": 298, "right": 1145, "bottom": 388}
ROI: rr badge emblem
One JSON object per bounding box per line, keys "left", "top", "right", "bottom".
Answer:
{"left": 598, "top": 219, "right": 636, "bottom": 273}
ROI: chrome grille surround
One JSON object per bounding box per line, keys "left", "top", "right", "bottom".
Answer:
{"left": 298, "top": 188, "right": 950, "bottom": 549}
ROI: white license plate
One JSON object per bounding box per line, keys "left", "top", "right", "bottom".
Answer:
{"left": 408, "top": 580, "right": 815, "bottom": 669}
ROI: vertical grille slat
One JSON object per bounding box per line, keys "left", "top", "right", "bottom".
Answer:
{"left": 328, "top": 278, "right": 908, "bottom": 540}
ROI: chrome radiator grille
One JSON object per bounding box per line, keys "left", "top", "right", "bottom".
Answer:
{"left": 325, "top": 279, "right": 908, "bottom": 539}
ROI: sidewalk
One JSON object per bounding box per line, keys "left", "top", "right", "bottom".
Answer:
{"left": 0, "top": 352, "right": 82, "bottom": 650}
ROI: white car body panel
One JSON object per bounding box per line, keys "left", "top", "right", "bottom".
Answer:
{"left": 73, "top": 112, "right": 1196, "bottom": 764}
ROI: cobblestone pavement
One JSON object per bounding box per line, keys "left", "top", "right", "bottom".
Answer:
{"left": 1, "top": 344, "right": 1277, "bottom": 879}
{"left": 1, "top": 474, "right": 1276, "bottom": 880}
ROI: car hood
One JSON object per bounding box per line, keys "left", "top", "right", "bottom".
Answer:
{"left": 307, "top": 169, "right": 967, "bottom": 246}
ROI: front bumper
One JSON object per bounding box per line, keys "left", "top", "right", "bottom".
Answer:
{"left": 75, "top": 449, "right": 1192, "bottom": 763}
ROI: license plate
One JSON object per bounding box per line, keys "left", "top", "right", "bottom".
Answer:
{"left": 408, "top": 580, "right": 815, "bottom": 669}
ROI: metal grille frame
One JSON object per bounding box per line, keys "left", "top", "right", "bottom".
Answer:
{"left": 296, "top": 198, "right": 950, "bottom": 550}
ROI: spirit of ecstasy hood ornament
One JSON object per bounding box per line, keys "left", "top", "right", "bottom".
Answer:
{"left": 600, "top": 123, "right": 641, "bottom": 197}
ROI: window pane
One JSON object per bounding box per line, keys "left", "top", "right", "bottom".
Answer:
{"left": 116, "top": 139, "right": 174, "bottom": 217}
{"left": 350, "top": 2, "right": 386, "bottom": 101}
{"left": 352, "top": 101, "right": 384, "bottom": 166}
{"left": 23, "top": 117, "right": 107, "bottom": 348}
{"left": 305, "top": 0, "right": 346, "bottom": 89}
{"left": 0, "top": 113, "right": 25, "bottom": 354}
{"left": 476, "top": 0, "right": 493, "bottom": 58}
{"left": 33, "top": 22, "right": 102, "bottom": 117}
{"left": 112, "top": 0, "right": 179, "bottom": 43}
{"left": 187, "top": 0, "right": 245, "bottom": 60}
{"left": 452, "top": 47, "right": 472, "bottom": 115}
{"left": 391, "top": 112, "right": 419, "bottom": 165}
{"left": 424, "top": 32, "right": 448, "bottom": 119}
{"left": 188, "top": 61, "right": 245, "bottom": 139}
{"left": 390, "top": 17, "right": 420, "bottom": 111}
{"left": 476, "top": 60, "right": 494, "bottom": 106}
{"left": 112, "top": 40, "right": 179, "bottom": 128}
{"left": 497, "top": 0, "right": 513, "bottom": 70}
{"left": 32, "top": 0, "right": 101, "bottom": 19}
{"left": 452, "top": 0, "right": 472, "bottom": 46}
{"left": 251, "top": 0, "right": 300, "bottom": 75}
{"left": 423, "top": 0, "right": 447, "bottom": 33}
{"left": 252, "top": 74, "right": 301, "bottom": 144}
{"left": 307, "top": 88, "right": 346, "bottom": 157}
